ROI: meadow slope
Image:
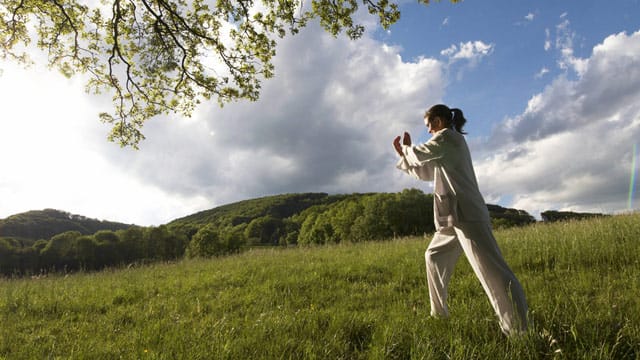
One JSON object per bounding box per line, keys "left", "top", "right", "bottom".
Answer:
{"left": 1, "top": 214, "right": 639, "bottom": 359}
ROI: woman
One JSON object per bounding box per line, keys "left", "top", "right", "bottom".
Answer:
{"left": 393, "top": 104, "right": 528, "bottom": 336}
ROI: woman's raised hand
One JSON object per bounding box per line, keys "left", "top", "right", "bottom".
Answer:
{"left": 394, "top": 132, "right": 412, "bottom": 156}
{"left": 393, "top": 135, "right": 403, "bottom": 156}
{"left": 402, "top": 131, "right": 412, "bottom": 146}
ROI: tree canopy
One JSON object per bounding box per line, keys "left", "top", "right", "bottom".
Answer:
{"left": 0, "top": 0, "right": 458, "bottom": 147}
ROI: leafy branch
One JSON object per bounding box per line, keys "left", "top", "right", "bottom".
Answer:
{"left": 0, "top": 0, "right": 457, "bottom": 148}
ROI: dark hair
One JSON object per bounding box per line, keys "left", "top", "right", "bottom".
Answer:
{"left": 424, "top": 104, "right": 467, "bottom": 134}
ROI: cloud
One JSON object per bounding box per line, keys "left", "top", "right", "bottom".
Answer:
{"left": 544, "top": 28, "right": 551, "bottom": 51}
{"left": 80, "top": 23, "right": 447, "bottom": 222}
{"left": 0, "top": 63, "right": 212, "bottom": 225}
{"left": 554, "top": 18, "right": 588, "bottom": 76}
{"left": 441, "top": 41, "right": 494, "bottom": 62}
{"left": 440, "top": 40, "right": 494, "bottom": 81}
{"left": 1, "top": 17, "right": 454, "bottom": 225}
{"left": 535, "top": 67, "right": 550, "bottom": 79}
{"left": 524, "top": 13, "right": 535, "bottom": 21}
{"left": 475, "top": 30, "right": 640, "bottom": 216}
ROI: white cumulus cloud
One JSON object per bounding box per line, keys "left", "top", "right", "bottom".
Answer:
{"left": 475, "top": 30, "right": 640, "bottom": 216}
{"left": 0, "top": 22, "right": 447, "bottom": 225}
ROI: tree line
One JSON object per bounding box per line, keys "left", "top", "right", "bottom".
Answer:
{"left": 181, "top": 189, "right": 439, "bottom": 258}
{"left": 0, "top": 226, "right": 187, "bottom": 275}
{"left": 5, "top": 190, "right": 595, "bottom": 276}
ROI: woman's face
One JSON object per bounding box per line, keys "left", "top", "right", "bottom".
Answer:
{"left": 424, "top": 116, "right": 445, "bottom": 134}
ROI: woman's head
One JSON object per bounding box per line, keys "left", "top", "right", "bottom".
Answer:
{"left": 424, "top": 104, "right": 467, "bottom": 134}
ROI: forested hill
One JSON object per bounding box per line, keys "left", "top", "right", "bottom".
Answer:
{"left": 0, "top": 193, "right": 536, "bottom": 244}
{"left": 0, "top": 209, "right": 133, "bottom": 243}
{"left": 168, "top": 193, "right": 368, "bottom": 231}
{"left": 167, "top": 191, "right": 538, "bottom": 250}
{"left": 1, "top": 194, "right": 599, "bottom": 246}
{"left": 169, "top": 192, "right": 537, "bottom": 229}
{"left": 0, "top": 191, "right": 605, "bottom": 275}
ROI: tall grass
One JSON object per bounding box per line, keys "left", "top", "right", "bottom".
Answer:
{"left": 1, "top": 214, "right": 639, "bottom": 359}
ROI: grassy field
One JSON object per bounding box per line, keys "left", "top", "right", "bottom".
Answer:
{"left": 1, "top": 214, "right": 639, "bottom": 359}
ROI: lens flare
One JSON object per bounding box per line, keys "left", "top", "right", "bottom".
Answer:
{"left": 629, "top": 143, "right": 638, "bottom": 210}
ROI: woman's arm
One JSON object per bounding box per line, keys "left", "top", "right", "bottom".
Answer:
{"left": 394, "top": 131, "right": 444, "bottom": 181}
{"left": 401, "top": 131, "right": 446, "bottom": 167}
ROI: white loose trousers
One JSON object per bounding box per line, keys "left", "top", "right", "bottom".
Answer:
{"left": 426, "top": 222, "right": 528, "bottom": 336}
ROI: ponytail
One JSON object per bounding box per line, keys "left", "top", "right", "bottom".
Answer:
{"left": 425, "top": 104, "right": 468, "bottom": 134}
{"left": 450, "top": 108, "right": 467, "bottom": 134}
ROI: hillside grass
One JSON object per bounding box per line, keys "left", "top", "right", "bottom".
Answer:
{"left": 1, "top": 214, "right": 639, "bottom": 359}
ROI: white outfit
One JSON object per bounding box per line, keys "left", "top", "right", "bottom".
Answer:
{"left": 396, "top": 128, "right": 528, "bottom": 335}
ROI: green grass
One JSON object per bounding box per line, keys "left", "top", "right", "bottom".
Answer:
{"left": 1, "top": 214, "right": 639, "bottom": 359}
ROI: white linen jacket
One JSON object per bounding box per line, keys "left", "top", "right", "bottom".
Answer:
{"left": 396, "top": 128, "right": 490, "bottom": 229}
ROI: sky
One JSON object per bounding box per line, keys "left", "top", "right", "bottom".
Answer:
{"left": 1, "top": 0, "right": 640, "bottom": 226}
